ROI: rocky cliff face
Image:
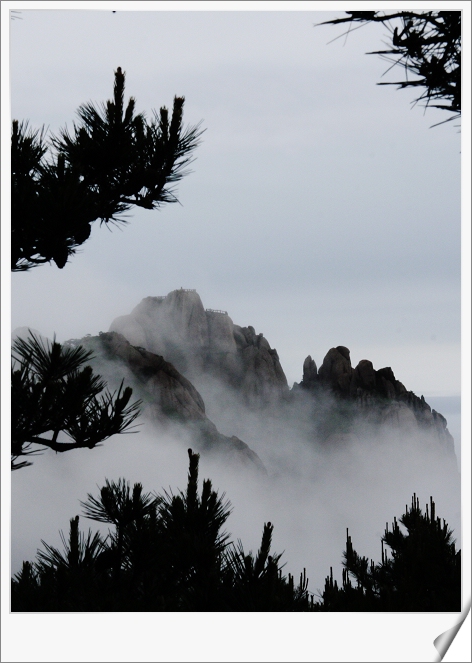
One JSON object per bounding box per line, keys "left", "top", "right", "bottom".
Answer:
{"left": 62, "top": 290, "right": 457, "bottom": 465}
{"left": 297, "top": 345, "right": 455, "bottom": 454}
{"left": 109, "top": 289, "right": 289, "bottom": 407}
{"left": 72, "top": 331, "right": 266, "bottom": 474}
{"left": 108, "top": 291, "right": 456, "bottom": 460}
{"left": 14, "top": 297, "right": 458, "bottom": 486}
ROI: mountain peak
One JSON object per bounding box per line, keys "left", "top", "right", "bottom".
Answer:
{"left": 110, "top": 289, "right": 289, "bottom": 407}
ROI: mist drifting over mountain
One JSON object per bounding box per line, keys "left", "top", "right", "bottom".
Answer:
{"left": 11, "top": 289, "right": 461, "bottom": 596}
{"left": 7, "top": 8, "right": 467, "bottom": 661}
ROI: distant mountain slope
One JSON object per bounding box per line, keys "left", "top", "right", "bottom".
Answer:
{"left": 109, "top": 288, "right": 289, "bottom": 407}
{"left": 13, "top": 290, "right": 456, "bottom": 471}
{"left": 296, "top": 346, "right": 455, "bottom": 454}
{"left": 108, "top": 289, "right": 456, "bottom": 461}
{"left": 69, "top": 331, "right": 267, "bottom": 474}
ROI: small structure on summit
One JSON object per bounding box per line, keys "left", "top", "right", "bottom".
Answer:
{"left": 206, "top": 309, "right": 228, "bottom": 315}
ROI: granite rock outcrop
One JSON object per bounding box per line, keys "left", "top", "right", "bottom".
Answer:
{"left": 109, "top": 291, "right": 456, "bottom": 459}
{"left": 298, "top": 346, "right": 455, "bottom": 454}
{"left": 70, "top": 331, "right": 266, "bottom": 474}
{"left": 109, "top": 289, "right": 289, "bottom": 407}
{"left": 14, "top": 293, "right": 458, "bottom": 476}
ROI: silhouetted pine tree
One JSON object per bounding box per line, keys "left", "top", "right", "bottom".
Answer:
{"left": 319, "top": 494, "right": 461, "bottom": 612}
{"left": 11, "top": 450, "right": 314, "bottom": 611}
{"left": 12, "top": 516, "right": 104, "bottom": 611}
{"left": 153, "top": 449, "right": 232, "bottom": 610}
{"left": 11, "top": 331, "right": 142, "bottom": 469}
{"left": 12, "top": 453, "right": 461, "bottom": 612}
{"left": 317, "top": 11, "right": 460, "bottom": 124}
{"left": 12, "top": 67, "right": 203, "bottom": 271}
{"left": 220, "top": 522, "right": 312, "bottom": 611}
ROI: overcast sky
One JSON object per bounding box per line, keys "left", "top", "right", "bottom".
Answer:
{"left": 3, "top": 4, "right": 471, "bottom": 661}
{"left": 8, "top": 6, "right": 463, "bottom": 400}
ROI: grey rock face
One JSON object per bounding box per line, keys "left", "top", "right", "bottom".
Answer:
{"left": 77, "top": 332, "right": 266, "bottom": 473}
{"left": 351, "top": 359, "right": 376, "bottom": 392}
{"left": 317, "top": 346, "right": 353, "bottom": 394}
{"left": 110, "top": 290, "right": 209, "bottom": 375}
{"left": 298, "top": 346, "right": 455, "bottom": 456}
{"left": 110, "top": 289, "right": 289, "bottom": 407}
{"left": 301, "top": 355, "right": 318, "bottom": 389}
{"left": 95, "top": 331, "right": 207, "bottom": 422}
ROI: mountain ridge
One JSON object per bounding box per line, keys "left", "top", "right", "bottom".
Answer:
{"left": 12, "top": 288, "right": 457, "bottom": 471}
{"left": 108, "top": 288, "right": 455, "bottom": 460}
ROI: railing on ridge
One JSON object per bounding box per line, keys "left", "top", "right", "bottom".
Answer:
{"left": 150, "top": 289, "right": 196, "bottom": 302}
{"left": 206, "top": 308, "right": 228, "bottom": 315}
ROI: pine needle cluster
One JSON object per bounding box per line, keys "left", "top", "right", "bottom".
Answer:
{"left": 318, "top": 11, "right": 461, "bottom": 124}
{"left": 319, "top": 493, "right": 461, "bottom": 611}
{"left": 12, "top": 450, "right": 312, "bottom": 611}
{"left": 12, "top": 68, "right": 204, "bottom": 271}
{"left": 11, "top": 331, "right": 141, "bottom": 469}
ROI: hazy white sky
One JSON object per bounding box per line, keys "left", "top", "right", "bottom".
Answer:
{"left": 3, "top": 3, "right": 471, "bottom": 662}
{"left": 7, "top": 5, "right": 463, "bottom": 399}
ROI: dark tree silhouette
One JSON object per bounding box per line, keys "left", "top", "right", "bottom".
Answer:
{"left": 317, "top": 11, "right": 461, "bottom": 123}
{"left": 319, "top": 494, "right": 461, "bottom": 611}
{"left": 12, "top": 452, "right": 460, "bottom": 612}
{"left": 11, "top": 69, "right": 202, "bottom": 468}
{"left": 12, "top": 67, "right": 203, "bottom": 271}
{"left": 220, "top": 522, "right": 312, "bottom": 611}
{"left": 11, "top": 450, "right": 313, "bottom": 611}
{"left": 11, "top": 330, "right": 141, "bottom": 470}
